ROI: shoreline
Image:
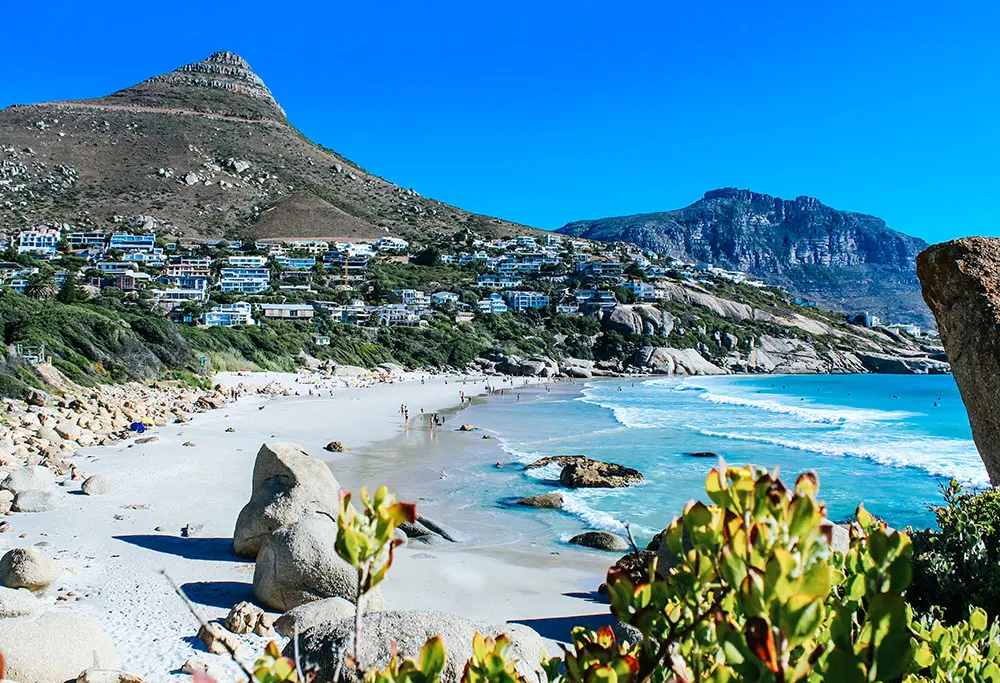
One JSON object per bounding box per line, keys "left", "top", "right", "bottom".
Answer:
{"left": 0, "top": 371, "right": 613, "bottom": 681}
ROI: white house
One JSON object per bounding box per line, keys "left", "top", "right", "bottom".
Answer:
{"left": 220, "top": 268, "right": 270, "bottom": 294}
{"left": 18, "top": 227, "right": 61, "bottom": 259}
{"left": 203, "top": 302, "right": 255, "bottom": 327}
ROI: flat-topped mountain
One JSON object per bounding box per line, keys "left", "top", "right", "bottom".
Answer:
{"left": 0, "top": 51, "right": 531, "bottom": 242}
{"left": 557, "top": 188, "right": 931, "bottom": 325}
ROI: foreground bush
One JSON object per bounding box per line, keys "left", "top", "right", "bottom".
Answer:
{"left": 909, "top": 480, "right": 1000, "bottom": 623}
{"left": 228, "top": 468, "right": 1000, "bottom": 682}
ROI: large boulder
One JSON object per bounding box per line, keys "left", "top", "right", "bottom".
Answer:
{"left": 0, "top": 548, "right": 62, "bottom": 591}
{"left": 516, "top": 492, "right": 564, "bottom": 509}
{"left": 81, "top": 475, "right": 113, "bottom": 495}
{"left": 285, "top": 610, "right": 545, "bottom": 683}
{"left": 0, "top": 614, "right": 119, "bottom": 683}
{"left": 0, "top": 586, "right": 38, "bottom": 617}
{"left": 634, "top": 347, "right": 727, "bottom": 375}
{"left": 603, "top": 305, "right": 645, "bottom": 336}
{"left": 0, "top": 466, "right": 55, "bottom": 494}
{"left": 917, "top": 237, "right": 1000, "bottom": 484}
{"left": 234, "top": 443, "right": 341, "bottom": 558}
{"left": 569, "top": 531, "right": 631, "bottom": 552}
{"left": 13, "top": 490, "right": 59, "bottom": 513}
{"left": 274, "top": 596, "right": 356, "bottom": 637}
{"left": 252, "top": 516, "right": 384, "bottom": 612}
{"left": 560, "top": 459, "right": 643, "bottom": 488}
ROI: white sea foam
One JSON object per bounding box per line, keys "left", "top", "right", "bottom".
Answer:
{"left": 697, "top": 391, "right": 915, "bottom": 425}
{"left": 689, "top": 426, "right": 988, "bottom": 486}
{"left": 561, "top": 490, "right": 658, "bottom": 537}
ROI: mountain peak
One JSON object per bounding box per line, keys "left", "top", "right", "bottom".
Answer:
{"left": 95, "top": 50, "right": 285, "bottom": 121}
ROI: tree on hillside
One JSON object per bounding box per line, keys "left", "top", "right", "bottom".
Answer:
{"left": 56, "top": 271, "right": 85, "bottom": 304}
{"left": 411, "top": 246, "right": 441, "bottom": 267}
{"left": 25, "top": 273, "right": 57, "bottom": 300}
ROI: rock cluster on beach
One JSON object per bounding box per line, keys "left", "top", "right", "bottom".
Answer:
{"left": 0, "top": 376, "right": 290, "bottom": 681}
{"left": 0, "top": 381, "right": 284, "bottom": 466}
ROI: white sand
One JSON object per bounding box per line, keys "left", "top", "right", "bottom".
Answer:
{"left": 1, "top": 373, "right": 611, "bottom": 680}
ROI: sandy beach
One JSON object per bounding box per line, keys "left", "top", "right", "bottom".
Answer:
{"left": 0, "top": 372, "right": 613, "bottom": 680}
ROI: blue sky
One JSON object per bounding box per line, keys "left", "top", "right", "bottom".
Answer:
{"left": 3, "top": 1, "right": 998, "bottom": 242}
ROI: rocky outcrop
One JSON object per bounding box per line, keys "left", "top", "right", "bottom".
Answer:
{"left": 569, "top": 531, "right": 631, "bottom": 552}
{"left": 603, "top": 305, "right": 675, "bottom": 337}
{"left": 917, "top": 237, "right": 1000, "bottom": 484}
{"left": 516, "top": 492, "right": 564, "bottom": 509}
{"left": 558, "top": 187, "right": 932, "bottom": 326}
{"left": 493, "top": 354, "right": 559, "bottom": 377}
{"left": 855, "top": 351, "right": 950, "bottom": 375}
{"left": 634, "top": 347, "right": 727, "bottom": 375}
{"left": 233, "top": 442, "right": 341, "bottom": 558}
{"left": 560, "top": 459, "right": 643, "bottom": 488}
{"left": 286, "top": 610, "right": 545, "bottom": 683}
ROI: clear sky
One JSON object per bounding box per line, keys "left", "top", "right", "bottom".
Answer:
{"left": 3, "top": 0, "right": 998, "bottom": 242}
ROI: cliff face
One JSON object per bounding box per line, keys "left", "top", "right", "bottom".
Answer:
{"left": 0, "top": 51, "right": 533, "bottom": 243}
{"left": 558, "top": 188, "right": 931, "bottom": 325}
{"left": 918, "top": 237, "right": 1000, "bottom": 485}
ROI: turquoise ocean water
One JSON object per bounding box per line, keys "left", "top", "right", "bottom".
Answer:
{"left": 457, "top": 375, "right": 984, "bottom": 545}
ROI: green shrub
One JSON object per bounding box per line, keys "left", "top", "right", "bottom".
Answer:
{"left": 909, "top": 481, "right": 1000, "bottom": 623}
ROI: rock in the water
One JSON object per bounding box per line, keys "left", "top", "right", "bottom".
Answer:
{"left": 0, "top": 548, "right": 62, "bottom": 591}
{"left": 524, "top": 455, "right": 589, "bottom": 470}
{"left": 516, "top": 492, "right": 564, "bottom": 509}
{"left": 917, "top": 237, "right": 1000, "bottom": 484}
{"left": 323, "top": 441, "right": 346, "bottom": 452}
{"left": 285, "top": 610, "right": 545, "bottom": 683}
{"left": 13, "top": 490, "right": 59, "bottom": 513}
{"left": 0, "top": 586, "right": 38, "bottom": 617}
{"left": 1, "top": 466, "right": 55, "bottom": 494}
{"left": 458, "top": 424, "right": 476, "bottom": 432}
{"left": 569, "top": 531, "right": 631, "bottom": 552}
{"left": 81, "top": 475, "right": 113, "bottom": 496}
{"left": 0, "top": 614, "right": 119, "bottom": 682}
{"left": 253, "top": 516, "right": 384, "bottom": 612}
{"left": 560, "top": 460, "right": 642, "bottom": 488}
{"left": 687, "top": 451, "right": 717, "bottom": 458}
{"left": 234, "top": 442, "right": 341, "bottom": 558}
{"left": 274, "top": 596, "right": 356, "bottom": 637}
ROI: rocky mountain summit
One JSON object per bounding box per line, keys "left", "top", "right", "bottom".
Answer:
{"left": 0, "top": 51, "right": 531, "bottom": 242}
{"left": 557, "top": 188, "right": 930, "bottom": 326}
{"left": 99, "top": 51, "right": 287, "bottom": 120}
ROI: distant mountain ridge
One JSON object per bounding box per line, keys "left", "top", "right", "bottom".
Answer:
{"left": 557, "top": 188, "right": 931, "bottom": 325}
{"left": 0, "top": 51, "right": 533, "bottom": 243}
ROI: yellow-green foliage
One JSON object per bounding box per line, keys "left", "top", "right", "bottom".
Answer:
{"left": 365, "top": 636, "right": 448, "bottom": 683}
{"left": 253, "top": 642, "right": 297, "bottom": 683}
{"left": 335, "top": 485, "right": 417, "bottom": 594}
{"left": 262, "top": 474, "right": 1000, "bottom": 683}
{"left": 462, "top": 633, "right": 530, "bottom": 683}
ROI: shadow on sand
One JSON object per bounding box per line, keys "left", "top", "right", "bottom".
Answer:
{"left": 180, "top": 581, "right": 254, "bottom": 609}
{"left": 511, "top": 613, "right": 617, "bottom": 642}
{"left": 114, "top": 535, "right": 239, "bottom": 562}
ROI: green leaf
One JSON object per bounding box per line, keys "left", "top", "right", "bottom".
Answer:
{"left": 867, "top": 593, "right": 913, "bottom": 680}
